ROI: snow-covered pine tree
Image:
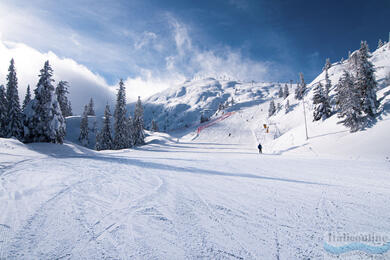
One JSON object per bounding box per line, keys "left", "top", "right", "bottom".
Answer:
{"left": 151, "top": 119, "right": 158, "bottom": 132}
{"left": 5, "top": 58, "right": 23, "bottom": 139}
{"left": 56, "top": 81, "right": 72, "bottom": 117}
{"left": 312, "top": 83, "right": 331, "bottom": 121}
{"left": 294, "top": 73, "right": 306, "bottom": 100}
{"left": 323, "top": 58, "right": 331, "bottom": 71}
{"left": 200, "top": 113, "right": 209, "bottom": 123}
{"left": 285, "top": 99, "right": 290, "bottom": 114}
{"left": 95, "top": 104, "right": 113, "bottom": 150}
{"left": 268, "top": 99, "right": 276, "bottom": 117}
{"left": 23, "top": 61, "right": 66, "bottom": 144}
{"left": 283, "top": 84, "right": 289, "bottom": 99}
{"left": 0, "top": 85, "right": 7, "bottom": 137}
{"left": 133, "top": 96, "right": 145, "bottom": 145}
{"left": 126, "top": 116, "right": 135, "bottom": 146}
{"left": 378, "top": 39, "right": 383, "bottom": 49}
{"left": 336, "top": 71, "right": 363, "bottom": 132}
{"left": 218, "top": 102, "right": 224, "bottom": 111}
{"left": 277, "top": 102, "right": 282, "bottom": 112}
{"left": 313, "top": 83, "right": 324, "bottom": 121}
{"left": 79, "top": 105, "right": 89, "bottom": 146}
{"left": 113, "top": 79, "right": 130, "bottom": 149}
{"left": 92, "top": 118, "right": 98, "bottom": 135}
{"left": 278, "top": 86, "right": 283, "bottom": 98}
{"left": 355, "top": 41, "right": 378, "bottom": 117}
{"left": 87, "top": 98, "right": 96, "bottom": 116}
{"left": 22, "top": 85, "right": 32, "bottom": 112}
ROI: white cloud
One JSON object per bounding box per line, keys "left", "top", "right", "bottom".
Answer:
{"left": 165, "top": 16, "right": 271, "bottom": 82}
{"left": 0, "top": 40, "right": 115, "bottom": 114}
{"left": 123, "top": 69, "right": 185, "bottom": 102}
{"left": 168, "top": 16, "right": 192, "bottom": 56}
{"left": 0, "top": 3, "right": 277, "bottom": 111}
{"left": 192, "top": 49, "right": 270, "bottom": 81}
{"left": 134, "top": 31, "right": 158, "bottom": 50}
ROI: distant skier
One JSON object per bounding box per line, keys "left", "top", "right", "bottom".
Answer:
{"left": 257, "top": 143, "right": 262, "bottom": 154}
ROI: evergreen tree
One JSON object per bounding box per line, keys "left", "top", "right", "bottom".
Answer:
{"left": 218, "top": 102, "right": 224, "bottom": 111}
{"left": 87, "top": 98, "right": 96, "bottom": 116}
{"left": 126, "top": 116, "right": 135, "bottom": 146}
{"left": 92, "top": 118, "right": 98, "bottom": 135}
{"left": 5, "top": 58, "right": 23, "bottom": 139}
{"left": 133, "top": 96, "right": 145, "bottom": 145}
{"left": 324, "top": 69, "right": 332, "bottom": 95}
{"left": 285, "top": 100, "right": 290, "bottom": 114}
{"left": 323, "top": 58, "right": 331, "bottom": 71}
{"left": 151, "top": 119, "right": 159, "bottom": 132}
{"left": 378, "top": 39, "right": 383, "bottom": 49}
{"left": 355, "top": 41, "right": 378, "bottom": 117}
{"left": 56, "top": 81, "right": 72, "bottom": 117}
{"left": 336, "top": 71, "right": 363, "bottom": 132}
{"left": 23, "top": 61, "right": 66, "bottom": 144}
{"left": 79, "top": 105, "right": 89, "bottom": 146}
{"left": 268, "top": 99, "right": 276, "bottom": 117}
{"left": 113, "top": 79, "right": 130, "bottom": 149}
{"left": 22, "top": 85, "right": 32, "bottom": 112}
{"left": 312, "top": 83, "right": 331, "bottom": 121}
{"left": 200, "top": 113, "right": 209, "bottom": 123}
{"left": 278, "top": 86, "right": 284, "bottom": 98}
{"left": 0, "top": 85, "right": 7, "bottom": 137}
{"left": 294, "top": 73, "right": 306, "bottom": 100}
{"left": 277, "top": 102, "right": 282, "bottom": 112}
{"left": 95, "top": 104, "right": 113, "bottom": 150}
{"left": 283, "top": 84, "right": 289, "bottom": 99}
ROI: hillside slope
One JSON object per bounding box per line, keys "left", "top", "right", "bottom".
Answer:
{"left": 1, "top": 132, "right": 390, "bottom": 259}
{"left": 143, "top": 78, "right": 285, "bottom": 131}
{"left": 146, "top": 43, "right": 390, "bottom": 160}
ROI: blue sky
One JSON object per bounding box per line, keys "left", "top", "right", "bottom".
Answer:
{"left": 0, "top": 0, "right": 389, "bottom": 99}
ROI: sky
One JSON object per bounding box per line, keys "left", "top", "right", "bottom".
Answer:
{"left": 0, "top": 0, "right": 389, "bottom": 113}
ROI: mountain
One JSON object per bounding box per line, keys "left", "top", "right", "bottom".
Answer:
{"left": 142, "top": 42, "right": 390, "bottom": 160}
{"left": 143, "top": 78, "right": 287, "bottom": 131}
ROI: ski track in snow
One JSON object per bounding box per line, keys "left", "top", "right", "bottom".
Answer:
{"left": 0, "top": 126, "right": 390, "bottom": 259}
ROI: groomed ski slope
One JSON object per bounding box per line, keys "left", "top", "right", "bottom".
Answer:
{"left": 1, "top": 114, "right": 390, "bottom": 259}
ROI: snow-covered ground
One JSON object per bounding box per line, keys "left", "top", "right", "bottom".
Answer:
{"left": 1, "top": 116, "right": 390, "bottom": 259}
{"left": 1, "top": 43, "right": 389, "bottom": 259}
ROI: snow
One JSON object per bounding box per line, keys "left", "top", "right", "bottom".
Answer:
{"left": 143, "top": 78, "right": 281, "bottom": 131}
{"left": 0, "top": 43, "right": 390, "bottom": 259}
{"left": 1, "top": 129, "right": 390, "bottom": 258}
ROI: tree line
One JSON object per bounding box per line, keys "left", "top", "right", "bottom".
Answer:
{"left": 79, "top": 79, "right": 145, "bottom": 151}
{"left": 0, "top": 59, "right": 145, "bottom": 149}
{"left": 0, "top": 59, "right": 71, "bottom": 143}
{"left": 268, "top": 40, "right": 381, "bottom": 133}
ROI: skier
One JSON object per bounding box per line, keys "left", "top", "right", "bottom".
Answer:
{"left": 257, "top": 143, "right": 262, "bottom": 154}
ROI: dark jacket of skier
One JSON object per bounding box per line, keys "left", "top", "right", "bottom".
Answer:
{"left": 257, "top": 143, "right": 262, "bottom": 154}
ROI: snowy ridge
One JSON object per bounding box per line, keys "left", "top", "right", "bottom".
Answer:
{"left": 143, "top": 43, "right": 390, "bottom": 160}
{"left": 143, "top": 78, "right": 282, "bottom": 131}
